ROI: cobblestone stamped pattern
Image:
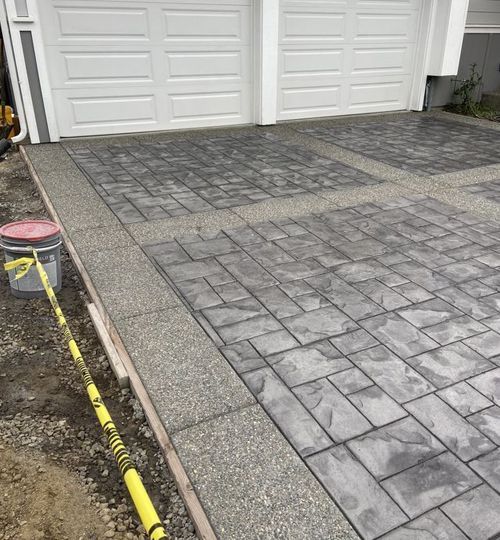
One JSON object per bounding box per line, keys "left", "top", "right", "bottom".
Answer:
{"left": 300, "top": 117, "right": 500, "bottom": 176}
{"left": 65, "top": 133, "right": 380, "bottom": 223}
{"left": 146, "top": 195, "right": 500, "bottom": 540}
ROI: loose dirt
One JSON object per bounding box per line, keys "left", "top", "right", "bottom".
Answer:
{"left": 0, "top": 150, "right": 197, "bottom": 540}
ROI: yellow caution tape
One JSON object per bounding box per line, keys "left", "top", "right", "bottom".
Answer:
{"left": 4, "top": 256, "right": 35, "bottom": 279}
{"left": 4, "top": 252, "right": 169, "bottom": 540}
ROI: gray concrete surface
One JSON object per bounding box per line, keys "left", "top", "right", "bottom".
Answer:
{"left": 115, "top": 308, "right": 254, "bottom": 434}
{"left": 65, "top": 132, "right": 382, "bottom": 223}
{"left": 69, "top": 226, "right": 135, "bottom": 256}
{"left": 298, "top": 116, "right": 499, "bottom": 176}
{"left": 172, "top": 404, "right": 358, "bottom": 540}
{"left": 127, "top": 209, "right": 244, "bottom": 245}
{"left": 23, "top": 110, "right": 500, "bottom": 540}
{"left": 79, "top": 245, "right": 181, "bottom": 322}
{"left": 148, "top": 193, "right": 500, "bottom": 539}
{"left": 51, "top": 192, "right": 120, "bottom": 233}
{"left": 24, "top": 144, "right": 101, "bottom": 198}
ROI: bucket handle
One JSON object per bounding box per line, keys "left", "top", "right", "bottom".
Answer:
{"left": 0, "top": 241, "right": 62, "bottom": 253}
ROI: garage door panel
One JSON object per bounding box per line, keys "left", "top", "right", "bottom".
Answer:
{"left": 168, "top": 90, "right": 248, "bottom": 122}
{"left": 281, "top": 12, "right": 347, "bottom": 42}
{"left": 52, "top": 82, "right": 253, "bottom": 135}
{"left": 356, "top": 0, "right": 421, "bottom": 8}
{"left": 281, "top": 46, "right": 410, "bottom": 79}
{"left": 351, "top": 46, "right": 411, "bottom": 74}
{"left": 279, "top": 86, "right": 342, "bottom": 119}
{"left": 282, "top": 49, "right": 344, "bottom": 77}
{"left": 52, "top": 88, "right": 160, "bottom": 136}
{"left": 283, "top": 0, "right": 348, "bottom": 4}
{"left": 163, "top": 7, "right": 250, "bottom": 43}
{"left": 347, "top": 77, "right": 410, "bottom": 111}
{"left": 46, "top": 50, "right": 155, "bottom": 87}
{"left": 71, "top": 95, "right": 156, "bottom": 125}
{"left": 166, "top": 50, "right": 248, "bottom": 82}
{"left": 354, "top": 12, "right": 418, "bottom": 42}
{"left": 49, "top": 5, "right": 150, "bottom": 43}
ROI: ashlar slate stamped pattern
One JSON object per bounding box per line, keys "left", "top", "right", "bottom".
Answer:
{"left": 300, "top": 116, "right": 500, "bottom": 175}
{"left": 65, "top": 133, "right": 381, "bottom": 223}
{"left": 146, "top": 195, "right": 500, "bottom": 539}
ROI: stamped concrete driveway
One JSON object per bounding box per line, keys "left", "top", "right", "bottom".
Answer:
{"left": 146, "top": 195, "right": 500, "bottom": 539}
{"left": 300, "top": 115, "right": 500, "bottom": 175}
{"left": 26, "top": 112, "right": 500, "bottom": 539}
{"left": 67, "top": 132, "right": 381, "bottom": 222}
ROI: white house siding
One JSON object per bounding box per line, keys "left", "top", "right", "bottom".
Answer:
{"left": 467, "top": 0, "right": 500, "bottom": 27}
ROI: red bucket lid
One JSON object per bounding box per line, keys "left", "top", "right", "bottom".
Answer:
{"left": 0, "top": 220, "right": 61, "bottom": 242}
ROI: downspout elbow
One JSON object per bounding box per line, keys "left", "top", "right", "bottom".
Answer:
{"left": 10, "top": 84, "right": 28, "bottom": 144}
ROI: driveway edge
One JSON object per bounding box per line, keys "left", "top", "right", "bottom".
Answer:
{"left": 19, "top": 145, "right": 218, "bottom": 540}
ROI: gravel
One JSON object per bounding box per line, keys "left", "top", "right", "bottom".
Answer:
{"left": 0, "top": 150, "right": 197, "bottom": 540}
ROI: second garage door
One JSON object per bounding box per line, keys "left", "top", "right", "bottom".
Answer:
{"left": 278, "top": 0, "right": 422, "bottom": 120}
{"left": 39, "top": 0, "right": 253, "bottom": 137}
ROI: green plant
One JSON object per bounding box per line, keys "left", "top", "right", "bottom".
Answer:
{"left": 444, "top": 63, "right": 498, "bottom": 121}
{"left": 453, "top": 63, "right": 483, "bottom": 115}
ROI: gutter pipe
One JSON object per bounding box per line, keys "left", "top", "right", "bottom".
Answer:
{"left": 424, "top": 76, "right": 434, "bottom": 112}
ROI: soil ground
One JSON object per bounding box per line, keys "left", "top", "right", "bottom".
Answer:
{"left": 0, "top": 150, "right": 197, "bottom": 540}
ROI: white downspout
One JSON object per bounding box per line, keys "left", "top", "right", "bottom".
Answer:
{"left": 0, "top": 0, "right": 27, "bottom": 143}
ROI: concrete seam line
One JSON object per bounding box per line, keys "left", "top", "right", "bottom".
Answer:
{"left": 19, "top": 144, "right": 217, "bottom": 540}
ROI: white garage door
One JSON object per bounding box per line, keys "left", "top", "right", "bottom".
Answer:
{"left": 278, "top": 0, "right": 422, "bottom": 120}
{"left": 39, "top": 0, "right": 253, "bottom": 137}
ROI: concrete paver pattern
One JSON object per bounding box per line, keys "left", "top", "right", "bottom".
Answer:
{"left": 66, "top": 133, "right": 380, "bottom": 223}
{"left": 300, "top": 116, "right": 500, "bottom": 175}
{"left": 146, "top": 194, "right": 500, "bottom": 539}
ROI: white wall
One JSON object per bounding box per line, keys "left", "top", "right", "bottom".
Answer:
{"left": 428, "top": 0, "right": 469, "bottom": 77}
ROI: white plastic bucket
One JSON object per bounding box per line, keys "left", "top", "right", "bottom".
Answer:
{"left": 0, "top": 220, "right": 62, "bottom": 298}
